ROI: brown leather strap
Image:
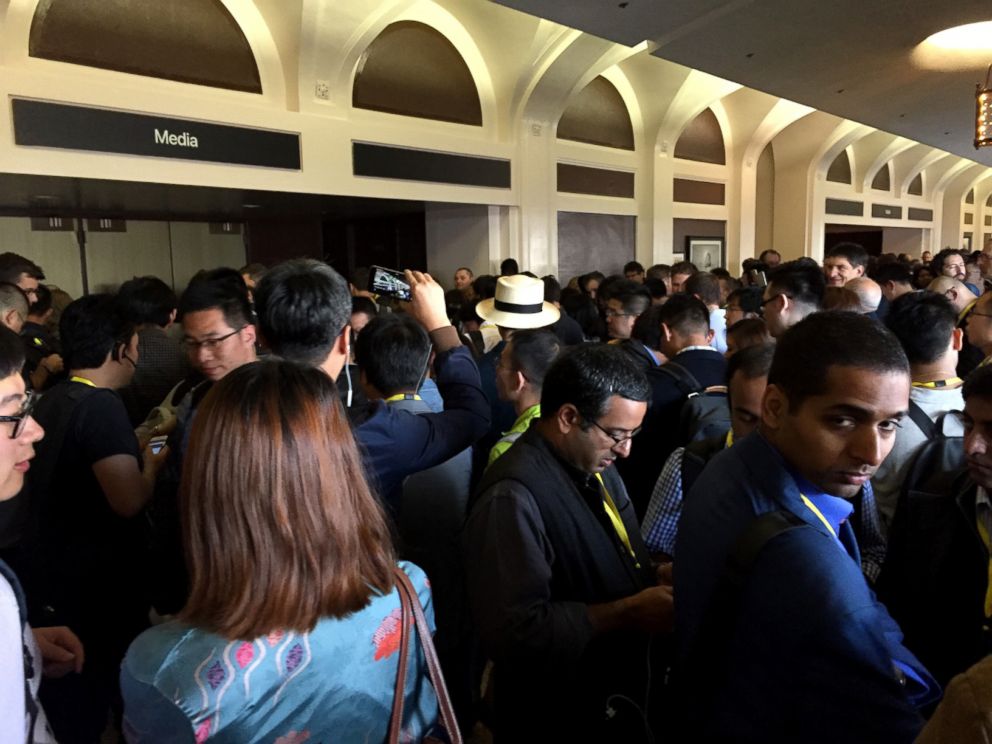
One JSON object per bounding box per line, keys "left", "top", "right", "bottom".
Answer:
{"left": 393, "top": 568, "right": 464, "bottom": 744}
{"left": 388, "top": 568, "right": 413, "bottom": 743}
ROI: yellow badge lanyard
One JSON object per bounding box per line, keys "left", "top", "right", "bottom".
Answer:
{"left": 594, "top": 473, "right": 640, "bottom": 568}
{"left": 912, "top": 378, "right": 964, "bottom": 389}
{"left": 70, "top": 376, "right": 96, "bottom": 387}
{"left": 800, "top": 494, "right": 838, "bottom": 539}
{"left": 976, "top": 515, "right": 992, "bottom": 618}
{"left": 384, "top": 393, "right": 422, "bottom": 403}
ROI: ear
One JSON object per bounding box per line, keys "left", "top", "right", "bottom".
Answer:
{"left": 335, "top": 325, "right": 350, "bottom": 356}
{"left": 659, "top": 322, "right": 673, "bottom": 343}
{"left": 2, "top": 309, "right": 17, "bottom": 329}
{"left": 762, "top": 384, "right": 790, "bottom": 430}
{"left": 556, "top": 403, "right": 581, "bottom": 434}
{"left": 512, "top": 370, "right": 528, "bottom": 396}
{"left": 951, "top": 326, "right": 965, "bottom": 352}
{"left": 705, "top": 328, "right": 715, "bottom": 344}
{"left": 167, "top": 308, "right": 177, "bottom": 326}
{"left": 855, "top": 266, "right": 866, "bottom": 278}
{"left": 242, "top": 324, "right": 258, "bottom": 345}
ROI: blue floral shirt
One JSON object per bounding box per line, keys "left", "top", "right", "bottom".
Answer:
{"left": 121, "top": 562, "right": 438, "bottom": 743}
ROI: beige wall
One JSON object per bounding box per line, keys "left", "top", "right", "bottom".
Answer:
{"left": 424, "top": 203, "right": 491, "bottom": 290}
{"left": 881, "top": 227, "right": 924, "bottom": 256}
{"left": 0, "top": 216, "right": 83, "bottom": 298}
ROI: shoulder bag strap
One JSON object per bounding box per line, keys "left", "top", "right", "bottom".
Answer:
{"left": 388, "top": 568, "right": 413, "bottom": 744}
{"left": 656, "top": 361, "right": 702, "bottom": 398}
{"left": 906, "top": 399, "right": 938, "bottom": 439}
{"left": 393, "top": 567, "right": 464, "bottom": 744}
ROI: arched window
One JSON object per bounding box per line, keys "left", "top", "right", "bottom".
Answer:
{"left": 674, "top": 108, "right": 725, "bottom": 164}
{"left": 871, "top": 163, "right": 891, "bottom": 191}
{"left": 908, "top": 173, "right": 923, "bottom": 196}
{"left": 557, "top": 77, "right": 634, "bottom": 150}
{"left": 30, "top": 0, "right": 261, "bottom": 93}
{"left": 966, "top": 188, "right": 976, "bottom": 205}
{"left": 353, "top": 22, "right": 482, "bottom": 126}
{"left": 826, "top": 150, "right": 852, "bottom": 184}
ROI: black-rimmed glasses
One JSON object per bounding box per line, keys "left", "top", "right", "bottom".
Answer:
{"left": 0, "top": 391, "right": 37, "bottom": 439}
{"left": 588, "top": 418, "right": 641, "bottom": 446}
{"left": 182, "top": 327, "right": 245, "bottom": 351}
{"left": 760, "top": 293, "right": 792, "bottom": 308}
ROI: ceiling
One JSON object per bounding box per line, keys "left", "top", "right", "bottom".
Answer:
{"left": 495, "top": 0, "right": 992, "bottom": 166}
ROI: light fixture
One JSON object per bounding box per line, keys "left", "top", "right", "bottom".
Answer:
{"left": 977, "top": 64, "right": 992, "bottom": 148}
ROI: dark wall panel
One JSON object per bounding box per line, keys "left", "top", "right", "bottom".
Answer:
{"left": 557, "top": 77, "right": 635, "bottom": 150}
{"left": 871, "top": 204, "right": 902, "bottom": 219}
{"left": 908, "top": 207, "right": 933, "bottom": 221}
{"left": 557, "top": 163, "right": 634, "bottom": 198}
{"left": 353, "top": 142, "right": 510, "bottom": 188}
{"left": 673, "top": 178, "right": 725, "bottom": 204}
{"left": 674, "top": 108, "right": 725, "bottom": 164}
{"left": 825, "top": 198, "right": 863, "bottom": 216}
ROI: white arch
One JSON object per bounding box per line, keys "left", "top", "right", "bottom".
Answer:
{"left": 861, "top": 138, "right": 915, "bottom": 193}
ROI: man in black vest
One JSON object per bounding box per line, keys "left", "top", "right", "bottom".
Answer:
{"left": 464, "top": 344, "right": 673, "bottom": 742}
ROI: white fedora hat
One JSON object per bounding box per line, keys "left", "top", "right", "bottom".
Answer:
{"left": 476, "top": 274, "right": 560, "bottom": 329}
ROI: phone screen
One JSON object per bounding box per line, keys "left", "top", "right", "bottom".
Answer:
{"left": 369, "top": 266, "right": 412, "bottom": 301}
{"left": 150, "top": 436, "right": 168, "bottom": 455}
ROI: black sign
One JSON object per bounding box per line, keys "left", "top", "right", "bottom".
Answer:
{"left": 353, "top": 142, "right": 511, "bottom": 188}
{"left": 12, "top": 98, "right": 301, "bottom": 170}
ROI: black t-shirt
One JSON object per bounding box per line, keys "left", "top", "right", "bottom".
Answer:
{"left": 28, "top": 382, "right": 141, "bottom": 619}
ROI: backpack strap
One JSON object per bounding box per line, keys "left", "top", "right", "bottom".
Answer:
{"left": 906, "top": 400, "right": 937, "bottom": 439}
{"left": 655, "top": 361, "right": 703, "bottom": 398}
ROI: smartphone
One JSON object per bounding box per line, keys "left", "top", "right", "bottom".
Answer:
{"left": 749, "top": 269, "right": 767, "bottom": 287}
{"left": 368, "top": 265, "right": 411, "bottom": 302}
{"left": 150, "top": 435, "right": 168, "bottom": 455}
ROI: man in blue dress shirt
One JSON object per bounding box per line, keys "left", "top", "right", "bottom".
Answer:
{"left": 674, "top": 311, "right": 938, "bottom": 743}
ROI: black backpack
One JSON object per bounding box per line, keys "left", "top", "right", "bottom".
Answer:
{"left": 654, "top": 361, "right": 731, "bottom": 444}
{"left": 899, "top": 402, "right": 965, "bottom": 499}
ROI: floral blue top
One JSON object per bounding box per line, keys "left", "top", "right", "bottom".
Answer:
{"left": 120, "top": 562, "right": 438, "bottom": 743}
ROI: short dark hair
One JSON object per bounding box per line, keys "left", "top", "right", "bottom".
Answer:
{"left": 351, "top": 296, "right": 378, "bottom": 318}
{"left": 964, "top": 364, "right": 992, "bottom": 402}
{"left": 505, "top": 329, "right": 560, "bottom": 389}
{"left": 0, "top": 325, "right": 25, "bottom": 378}
{"left": 769, "top": 312, "right": 909, "bottom": 408}
{"left": 611, "top": 288, "right": 651, "bottom": 317}
{"left": 624, "top": 261, "right": 645, "bottom": 275}
{"left": 670, "top": 261, "right": 698, "bottom": 277}
{"left": 758, "top": 249, "right": 781, "bottom": 264}
{"left": 873, "top": 262, "right": 913, "bottom": 286}
{"left": 684, "top": 272, "right": 721, "bottom": 306}
{"left": 632, "top": 305, "right": 664, "bottom": 350}
{"left": 542, "top": 275, "right": 562, "bottom": 304}
{"left": 767, "top": 259, "right": 825, "bottom": 310}
{"left": 118, "top": 276, "right": 178, "bottom": 328}
{"left": 727, "top": 318, "right": 772, "bottom": 352}
{"left": 727, "top": 286, "right": 764, "bottom": 315}
{"left": 644, "top": 278, "right": 667, "bottom": 301}
{"left": 884, "top": 291, "right": 957, "bottom": 366}
{"left": 456, "top": 266, "right": 473, "bottom": 277}
{"left": 826, "top": 242, "right": 869, "bottom": 269}
{"left": 179, "top": 268, "right": 253, "bottom": 333}
{"left": 657, "top": 294, "right": 710, "bottom": 336}
{"left": 473, "top": 274, "right": 497, "bottom": 300}
{"left": 354, "top": 314, "right": 430, "bottom": 396}
{"left": 931, "top": 248, "right": 966, "bottom": 278}
{"left": 727, "top": 341, "right": 775, "bottom": 385}
{"left": 500, "top": 258, "right": 520, "bottom": 276}
{"left": 541, "top": 344, "right": 650, "bottom": 422}
{"left": 254, "top": 259, "right": 350, "bottom": 366}
{"left": 28, "top": 284, "right": 53, "bottom": 317}
{"left": 0, "top": 283, "right": 28, "bottom": 321}
{"left": 59, "top": 294, "right": 135, "bottom": 370}
{"left": 0, "top": 253, "right": 44, "bottom": 284}
{"left": 646, "top": 264, "right": 671, "bottom": 281}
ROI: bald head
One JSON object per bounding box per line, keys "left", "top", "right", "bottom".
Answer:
{"left": 928, "top": 276, "right": 978, "bottom": 312}
{"left": 846, "top": 277, "right": 882, "bottom": 314}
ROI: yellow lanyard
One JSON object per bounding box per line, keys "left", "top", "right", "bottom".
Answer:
{"left": 69, "top": 376, "right": 95, "bottom": 387}
{"left": 976, "top": 516, "right": 992, "bottom": 618}
{"left": 725, "top": 429, "right": 734, "bottom": 448}
{"left": 384, "top": 393, "right": 422, "bottom": 403}
{"left": 912, "top": 378, "right": 964, "bottom": 389}
{"left": 595, "top": 473, "right": 639, "bottom": 568}
{"left": 800, "top": 494, "right": 837, "bottom": 539}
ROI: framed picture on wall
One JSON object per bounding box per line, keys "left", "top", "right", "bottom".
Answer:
{"left": 686, "top": 236, "right": 725, "bottom": 271}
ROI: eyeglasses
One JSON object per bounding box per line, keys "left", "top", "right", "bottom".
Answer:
{"left": 182, "top": 327, "right": 245, "bottom": 351}
{"left": 605, "top": 310, "right": 635, "bottom": 318}
{"left": 0, "top": 391, "right": 37, "bottom": 439}
{"left": 760, "top": 294, "right": 791, "bottom": 308}
{"left": 588, "top": 418, "right": 642, "bottom": 446}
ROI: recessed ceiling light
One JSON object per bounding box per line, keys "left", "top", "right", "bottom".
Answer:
{"left": 241, "top": 203, "right": 262, "bottom": 208}
{"left": 914, "top": 22, "right": 992, "bottom": 70}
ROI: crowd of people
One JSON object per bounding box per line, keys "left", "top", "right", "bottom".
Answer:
{"left": 1, "top": 240, "right": 992, "bottom": 742}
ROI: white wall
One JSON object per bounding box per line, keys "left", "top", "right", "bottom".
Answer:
{"left": 85, "top": 221, "right": 173, "bottom": 293}
{"left": 168, "top": 222, "right": 247, "bottom": 292}
{"left": 0, "top": 216, "right": 84, "bottom": 298}
{"left": 881, "top": 227, "right": 924, "bottom": 256}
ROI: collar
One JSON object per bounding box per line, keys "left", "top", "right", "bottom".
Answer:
{"left": 978, "top": 485, "right": 991, "bottom": 510}
{"left": 676, "top": 345, "right": 723, "bottom": 355}
{"left": 960, "top": 298, "right": 979, "bottom": 324}
{"left": 787, "top": 469, "right": 854, "bottom": 539}
{"left": 512, "top": 404, "right": 541, "bottom": 429}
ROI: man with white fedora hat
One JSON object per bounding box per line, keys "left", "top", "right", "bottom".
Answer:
{"left": 476, "top": 274, "right": 560, "bottom": 330}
